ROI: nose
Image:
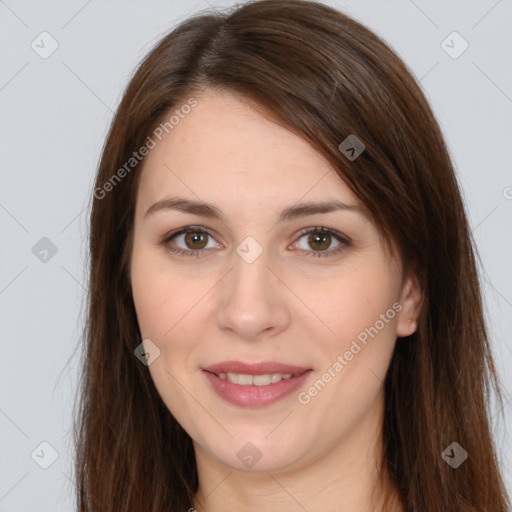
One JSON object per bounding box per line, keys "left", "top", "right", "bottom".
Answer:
{"left": 215, "top": 246, "right": 291, "bottom": 341}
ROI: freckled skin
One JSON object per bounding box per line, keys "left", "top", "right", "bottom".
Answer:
{"left": 130, "top": 90, "right": 422, "bottom": 512}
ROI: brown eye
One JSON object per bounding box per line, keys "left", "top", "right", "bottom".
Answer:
{"left": 294, "top": 227, "right": 351, "bottom": 258}
{"left": 163, "top": 227, "right": 219, "bottom": 257}
{"left": 183, "top": 231, "right": 209, "bottom": 250}
{"left": 307, "top": 232, "right": 332, "bottom": 251}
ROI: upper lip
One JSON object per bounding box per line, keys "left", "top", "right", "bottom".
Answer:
{"left": 203, "top": 360, "right": 311, "bottom": 375}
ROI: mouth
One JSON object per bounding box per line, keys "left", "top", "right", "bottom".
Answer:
{"left": 202, "top": 361, "right": 313, "bottom": 407}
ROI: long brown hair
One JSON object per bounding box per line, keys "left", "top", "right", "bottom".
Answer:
{"left": 74, "top": 1, "right": 511, "bottom": 510}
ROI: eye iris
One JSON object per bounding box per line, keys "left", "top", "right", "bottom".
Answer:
{"left": 185, "top": 231, "right": 208, "bottom": 250}
{"left": 309, "top": 232, "right": 331, "bottom": 251}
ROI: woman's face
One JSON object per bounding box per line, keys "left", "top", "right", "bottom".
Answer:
{"left": 130, "top": 90, "right": 420, "bottom": 474}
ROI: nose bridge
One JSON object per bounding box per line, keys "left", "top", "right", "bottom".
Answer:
{"left": 215, "top": 237, "right": 289, "bottom": 339}
{"left": 232, "top": 240, "right": 270, "bottom": 295}
{"left": 228, "top": 237, "right": 274, "bottom": 309}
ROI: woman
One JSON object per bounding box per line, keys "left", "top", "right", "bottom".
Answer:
{"left": 75, "top": 1, "right": 511, "bottom": 510}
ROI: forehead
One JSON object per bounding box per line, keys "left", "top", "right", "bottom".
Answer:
{"left": 137, "top": 90, "right": 358, "bottom": 211}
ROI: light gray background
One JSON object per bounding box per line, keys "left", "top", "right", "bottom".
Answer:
{"left": 1, "top": 1, "right": 511, "bottom": 510}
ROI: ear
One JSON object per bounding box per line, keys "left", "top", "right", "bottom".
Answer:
{"left": 396, "top": 271, "right": 423, "bottom": 337}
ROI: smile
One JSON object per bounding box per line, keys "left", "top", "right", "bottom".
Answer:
{"left": 203, "top": 369, "right": 313, "bottom": 407}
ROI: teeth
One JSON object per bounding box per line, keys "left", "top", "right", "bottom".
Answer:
{"left": 219, "top": 372, "right": 294, "bottom": 386}
{"left": 237, "top": 373, "right": 253, "bottom": 385}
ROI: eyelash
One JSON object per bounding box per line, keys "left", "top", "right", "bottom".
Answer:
{"left": 161, "top": 226, "right": 351, "bottom": 259}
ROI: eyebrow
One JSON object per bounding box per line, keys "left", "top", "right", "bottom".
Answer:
{"left": 144, "top": 196, "right": 365, "bottom": 223}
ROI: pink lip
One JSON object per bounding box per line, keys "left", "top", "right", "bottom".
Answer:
{"left": 202, "top": 361, "right": 313, "bottom": 407}
{"left": 203, "top": 360, "right": 310, "bottom": 375}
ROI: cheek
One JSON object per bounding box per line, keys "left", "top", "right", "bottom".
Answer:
{"left": 314, "top": 265, "right": 400, "bottom": 348}
{"left": 131, "top": 244, "right": 202, "bottom": 340}
{"left": 131, "top": 252, "right": 207, "bottom": 430}
{"left": 304, "top": 264, "right": 401, "bottom": 414}
{"left": 130, "top": 247, "right": 217, "bottom": 401}
{"left": 131, "top": 256, "right": 166, "bottom": 340}
{"left": 296, "top": 270, "right": 400, "bottom": 435}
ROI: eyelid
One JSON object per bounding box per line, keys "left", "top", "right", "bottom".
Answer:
{"left": 162, "top": 225, "right": 217, "bottom": 241}
{"left": 291, "top": 226, "right": 351, "bottom": 257}
{"left": 162, "top": 225, "right": 220, "bottom": 252}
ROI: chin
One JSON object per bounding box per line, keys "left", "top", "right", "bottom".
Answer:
{"left": 201, "top": 436, "right": 308, "bottom": 474}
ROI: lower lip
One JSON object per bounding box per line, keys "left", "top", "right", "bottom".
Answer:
{"left": 203, "top": 370, "right": 312, "bottom": 407}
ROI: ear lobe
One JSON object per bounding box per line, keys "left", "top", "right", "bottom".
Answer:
{"left": 396, "top": 272, "right": 423, "bottom": 338}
